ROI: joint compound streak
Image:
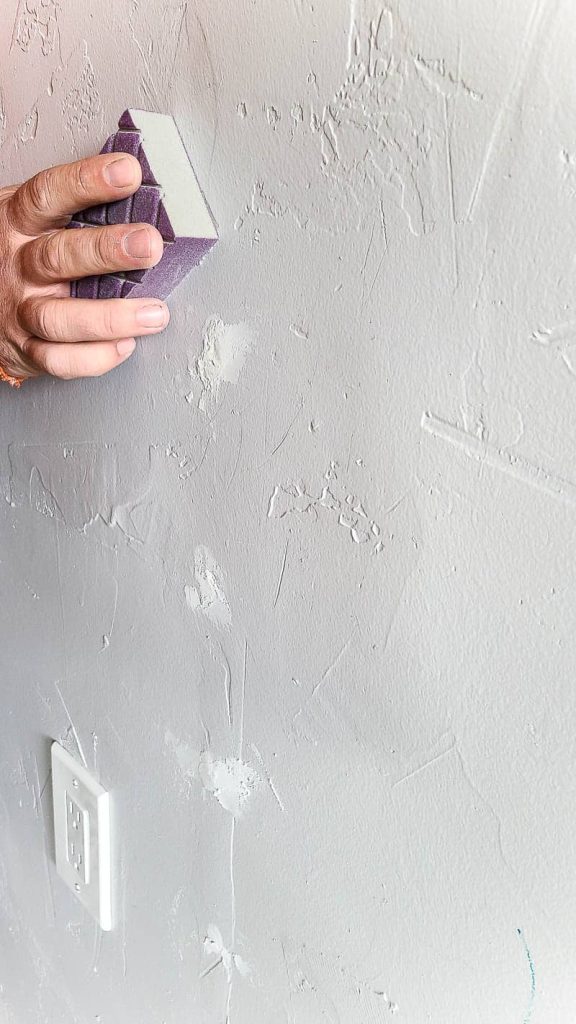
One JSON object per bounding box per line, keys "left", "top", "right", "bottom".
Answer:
{"left": 422, "top": 411, "right": 576, "bottom": 507}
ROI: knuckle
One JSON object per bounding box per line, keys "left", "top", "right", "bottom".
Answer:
{"left": 92, "top": 229, "right": 114, "bottom": 272}
{"left": 74, "top": 160, "right": 93, "bottom": 200}
{"left": 31, "top": 299, "right": 54, "bottom": 340}
{"left": 37, "top": 231, "right": 64, "bottom": 279}
{"left": 1, "top": 187, "right": 22, "bottom": 234}
{"left": 21, "top": 299, "right": 57, "bottom": 342}
{"left": 100, "top": 303, "right": 118, "bottom": 338}
{"left": 26, "top": 171, "right": 54, "bottom": 217}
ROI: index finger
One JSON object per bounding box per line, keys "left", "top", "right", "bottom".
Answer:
{"left": 6, "top": 153, "right": 142, "bottom": 237}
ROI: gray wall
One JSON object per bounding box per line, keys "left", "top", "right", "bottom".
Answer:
{"left": 1, "top": 1, "right": 575, "bottom": 1021}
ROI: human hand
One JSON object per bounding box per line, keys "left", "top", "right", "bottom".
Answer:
{"left": 0, "top": 153, "right": 170, "bottom": 384}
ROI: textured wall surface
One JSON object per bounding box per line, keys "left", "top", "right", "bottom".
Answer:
{"left": 1, "top": 1, "right": 576, "bottom": 1021}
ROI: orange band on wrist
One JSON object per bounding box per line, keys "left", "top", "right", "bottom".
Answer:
{"left": 0, "top": 364, "right": 24, "bottom": 388}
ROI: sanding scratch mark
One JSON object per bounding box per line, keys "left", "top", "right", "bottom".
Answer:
{"left": 473, "top": 229, "right": 491, "bottom": 310}
{"left": 53, "top": 509, "right": 75, "bottom": 752}
{"left": 392, "top": 738, "right": 455, "bottom": 788}
{"left": 465, "top": 0, "right": 553, "bottom": 221}
{"left": 422, "top": 411, "right": 576, "bottom": 507}
{"left": 219, "top": 642, "right": 233, "bottom": 729}
{"left": 345, "top": 430, "right": 355, "bottom": 474}
{"left": 226, "top": 816, "right": 237, "bottom": 1023}
{"left": 38, "top": 767, "right": 51, "bottom": 802}
{"left": 226, "top": 419, "right": 243, "bottom": 491}
{"left": 250, "top": 743, "right": 285, "bottom": 813}
{"left": 91, "top": 923, "right": 103, "bottom": 976}
{"left": 129, "top": 12, "right": 162, "bottom": 111}
{"left": 281, "top": 941, "right": 296, "bottom": 1022}
{"left": 54, "top": 681, "right": 87, "bottom": 769}
{"left": 238, "top": 640, "right": 248, "bottom": 760}
{"left": 290, "top": 0, "right": 303, "bottom": 24}
{"left": 443, "top": 94, "right": 459, "bottom": 290}
{"left": 454, "top": 746, "right": 515, "bottom": 880}
{"left": 121, "top": 859, "right": 128, "bottom": 977}
{"left": 273, "top": 539, "right": 290, "bottom": 608}
{"left": 100, "top": 548, "right": 118, "bottom": 651}
{"left": 312, "top": 627, "right": 356, "bottom": 696}
{"left": 517, "top": 928, "right": 536, "bottom": 1024}
{"left": 367, "top": 252, "right": 386, "bottom": 301}
{"left": 33, "top": 757, "right": 56, "bottom": 922}
{"left": 269, "top": 399, "right": 304, "bottom": 459}
{"left": 361, "top": 222, "right": 375, "bottom": 276}
{"left": 200, "top": 955, "right": 223, "bottom": 979}
{"left": 170, "top": 2, "right": 188, "bottom": 81}
{"left": 192, "top": 6, "right": 219, "bottom": 180}
{"left": 263, "top": 365, "right": 270, "bottom": 456}
{"left": 9, "top": 4, "right": 20, "bottom": 52}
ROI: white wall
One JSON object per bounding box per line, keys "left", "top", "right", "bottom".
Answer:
{"left": 1, "top": 1, "right": 575, "bottom": 1020}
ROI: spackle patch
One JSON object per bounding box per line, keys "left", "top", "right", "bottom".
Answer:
{"left": 195, "top": 316, "right": 253, "bottom": 412}
{"left": 199, "top": 753, "right": 260, "bottom": 817}
{"left": 185, "top": 546, "right": 232, "bottom": 628}
{"left": 203, "top": 925, "right": 252, "bottom": 980}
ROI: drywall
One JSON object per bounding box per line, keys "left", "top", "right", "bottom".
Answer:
{"left": 1, "top": 0, "right": 576, "bottom": 1020}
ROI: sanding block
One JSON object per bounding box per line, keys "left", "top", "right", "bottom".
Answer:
{"left": 68, "top": 109, "right": 218, "bottom": 299}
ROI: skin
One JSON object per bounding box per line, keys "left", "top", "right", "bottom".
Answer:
{"left": 0, "top": 152, "right": 169, "bottom": 381}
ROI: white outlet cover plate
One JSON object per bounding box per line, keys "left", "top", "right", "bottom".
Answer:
{"left": 51, "top": 742, "right": 112, "bottom": 931}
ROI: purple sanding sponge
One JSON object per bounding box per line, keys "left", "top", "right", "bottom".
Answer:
{"left": 68, "top": 109, "right": 218, "bottom": 300}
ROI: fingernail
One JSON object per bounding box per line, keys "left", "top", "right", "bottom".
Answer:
{"left": 104, "top": 156, "right": 136, "bottom": 188}
{"left": 117, "top": 339, "right": 136, "bottom": 357}
{"left": 136, "top": 304, "right": 167, "bottom": 328}
{"left": 124, "top": 228, "right": 151, "bottom": 259}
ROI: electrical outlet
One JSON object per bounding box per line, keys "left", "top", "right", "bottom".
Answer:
{"left": 51, "top": 742, "right": 112, "bottom": 931}
{"left": 66, "top": 794, "right": 89, "bottom": 883}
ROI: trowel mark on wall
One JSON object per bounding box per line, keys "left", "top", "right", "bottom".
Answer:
{"left": 63, "top": 46, "right": 101, "bottom": 135}
{"left": 234, "top": 180, "right": 309, "bottom": 234}
{"left": 199, "top": 753, "right": 261, "bottom": 818}
{"left": 184, "top": 545, "right": 232, "bottom": 628}
{"left": 422, "top": 411, "right": 576, "bottom": 508}
{"left": 321, "top": 0, "right": 433, "bottom": 237}
{"left": 12, "top": 0, "right": 60, "bottom": 56}
{"left": 18, "top": 105, "right": 38, "bottom": 143}
{"left": 530, "top": 320, "right": 576, "bottom": 378}
{"left": 194, "top": 316, "right": 253, "bottom": 412}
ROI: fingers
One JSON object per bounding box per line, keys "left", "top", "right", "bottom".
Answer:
{"left": 20, "top": 222, "right": 164, "bottom": 284}
{"left": 6, "top": 154, "right": 142, "bottom": 236}
{"left": 23, "top": 338, "right": 138, "bottom": 380}
{"left": 18, "top": 296, "right": 169, "bottom": 342}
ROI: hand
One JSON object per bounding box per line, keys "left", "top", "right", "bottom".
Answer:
{"left": 0, "top": 153, "right": 170, "bottom": 382}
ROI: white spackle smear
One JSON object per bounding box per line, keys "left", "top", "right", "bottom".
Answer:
{"left": 196, "top": 315, "right": 253, "bottom": 412}
{"left": 185, "top": 546, "right": 232, "bottom": 628}
{"left": 199, "top": 753, "right": 260, "bottom": 817}
{"left": 164, "top": 729, "right": 200, "bottom": 785}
